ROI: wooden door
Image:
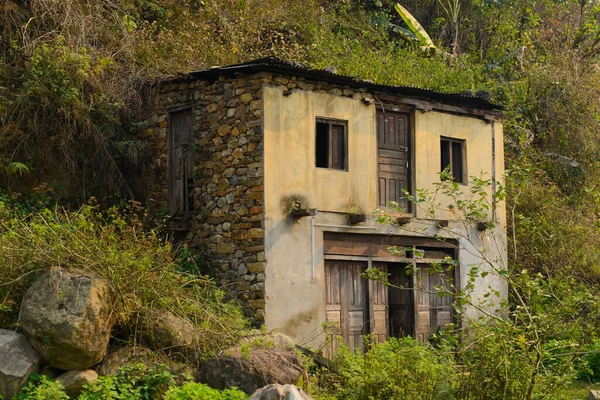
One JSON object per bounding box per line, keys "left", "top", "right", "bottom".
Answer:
{"left": 414, "top": 264, "right": 455, "bottom": 342}
{"left": 168, "top": 108, "right": 194, "bottom": 217}
{"left": 369, "top": 262, "right": 388, "bottom": 344}
{"left": 387, "top": 264, "right": 413, "bottom": 338}
{"left": 324, "top": 260, "right": 369, "bottom": 357}
{"left": 377, "top": 110, "right": 410, "bottom": 211}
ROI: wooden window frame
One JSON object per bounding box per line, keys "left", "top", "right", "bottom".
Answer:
{"left": 315, "top": 118, "right": 348, "bottom": 171}
{"left": 440, "top": 137, "right": 466, "bottom": 184}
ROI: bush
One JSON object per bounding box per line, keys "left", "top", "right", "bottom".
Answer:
{"left": 0, "top": 200, "right": 248, "bottom": 360}
{"left": 576, "top": 340, "right": 600, "bottom": 383}
{"left": 12, "top": 375, "right": 69, "bottom": 400}
{"left": 11, "top": 363, "right": 245, "bottom": 400}
{"left": 164, "top": 382, "right": 246, "bottom": 400}
{"left": 79, "top": 363, "right": 174, "bottom": 400}
{"left": 326, "top": 337, "right": 455, "bottom": 400}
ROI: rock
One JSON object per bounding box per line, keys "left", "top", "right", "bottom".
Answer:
{"left": 249, "top": 384, "right": 312, "bottom": 400}
{"left": 19, "top": 268, "right": 117, "bottom": 370}
{"left": 196, "top": 333, "right": 303, "bottom": 395}
{"left": 98, "top": 346, "right": 154, "bottom": 376}
{"left": 140, "top": 309, "right": 199, "bottom": 356}
{"left": 589, "top": 389, "right": 600, "bottom": 400}
{"left": 56, "top": 369, "right": 98, "bottom": 398}
{"left": 0, "top": 330, "right": 41, "bottom": 400}
{"left": 240, "top": 332, "right": 296, "bottom": 352}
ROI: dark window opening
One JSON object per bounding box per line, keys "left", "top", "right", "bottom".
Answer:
{"left": 316, "top": 122, "right": 329, "bottom": 168}
{"left": 316, "top": 119, "right": 347, "bottom": 170}
{"left": 440, "top": 137, "right": 465, "bottom": 183}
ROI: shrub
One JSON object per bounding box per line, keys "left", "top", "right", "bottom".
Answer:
{"left": 0, "top": 200, "right": 248, "bottom": 360}
{"left": 12, "top": 375, "right": 69, "bottom": 400}
{"left": 576, "top": 340, "right": 600, "bottom": 383}
{"left": 328, "top": 337, "right": 455, "bottom": 400}
{"left": 79, "top": 363, "right": 174, "bottom": 400}
{"left": 12, "top": 363, "right": 245, "bottom": 400}
{"left": 164, "top": 382, "right": 246, "bottom": 400}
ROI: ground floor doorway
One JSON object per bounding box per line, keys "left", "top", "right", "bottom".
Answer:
{"left": 322, "top": 233, "right": 457, "bottom": 358}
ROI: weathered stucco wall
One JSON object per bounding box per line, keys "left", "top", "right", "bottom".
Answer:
{"left": 262, "top": 86, "right": 377, "bottom": 214}
{"left": 263, "top": 85, "right": 507, "bottom": 346}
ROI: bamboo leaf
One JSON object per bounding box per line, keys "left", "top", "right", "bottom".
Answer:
{"left": 393, "top": 3, "right": 436, "bottom": 50}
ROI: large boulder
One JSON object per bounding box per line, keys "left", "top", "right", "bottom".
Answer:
{"left": 19, "top": 268, "right": 117, "bottom": 370}
{"left": 139, "top": 309, "right": 199, "bottom": 357}
{"left": 196, "top": 333, "right": 304, "bottom": 395}
{"left": 239, "top": 332, "right": 296, "bottom": 352}
{"left": 249, "top": 384, "right": 313, "bottom": 400}
{"left": 56, "top": 369, "right": 98, "bottom": 398}
{"left": 0, "top": 330, "right": 41, "bottom": 400}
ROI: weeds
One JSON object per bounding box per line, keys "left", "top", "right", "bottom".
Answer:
{"left": 0, "top": 197, "right": 248, "bottom": 361}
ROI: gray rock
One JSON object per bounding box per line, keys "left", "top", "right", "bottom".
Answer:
{"left": 98, "top": 346, "right": 154, "bottom": 376}
{"left": 239, "top": 332, "right": 296, "bottom": 352}
{"left": 19, "top": 268, "right": 117, "bottom": 370}
{"left": 139, "top": 309, "right": 199, "bottom": 356}
{"left": 589, "top": 389, "right": 600, "bottom": 400}
{"left": 197, "top": 332, "right": 303, "bottom": 395}
{"left": 0, "top": 330, "right": 41, "bottom": 400}
{"left": 249, "top": 384, "right": 312, "bottom": 400}
{"left": 57, "top": 369, "right": 98, "bottom": 398}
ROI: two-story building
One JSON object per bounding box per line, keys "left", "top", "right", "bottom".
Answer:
{"left": 142, "top": 57, "right": 507, "bottom": 356}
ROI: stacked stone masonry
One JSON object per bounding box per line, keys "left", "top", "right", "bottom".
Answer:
{"left": 144, "top": 71, "right": 419, "bottom": 324}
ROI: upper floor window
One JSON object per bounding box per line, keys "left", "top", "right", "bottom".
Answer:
{"left": 440, "top": 137, "right": 465, "bottom": 183}
{"left": 316, "top": 118, "right": 347, "bottom": 170}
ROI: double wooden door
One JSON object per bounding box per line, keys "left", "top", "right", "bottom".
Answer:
{"left": 324, "top": 260, "right": 454, "bottom": 357}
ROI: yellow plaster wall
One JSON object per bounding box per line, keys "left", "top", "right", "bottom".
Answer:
{"left": 263, "top": 86, "right": 504, "bottom": 225}
{"left": 263, "top": 86, "right": 377, "bottom": 219}
{"left": 262, "top": 85, "right": 506, "bottom": 344}
{"left": 414, "top": 111, "right": 506, "bottom": 227}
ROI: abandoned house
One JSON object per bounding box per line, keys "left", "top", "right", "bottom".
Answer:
{"left": 142, "top": 57, "right": 507, "bottom": 355}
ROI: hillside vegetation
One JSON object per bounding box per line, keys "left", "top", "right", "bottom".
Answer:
{"left": 3, "top": 0, "right": 599, "bottom": 287}
{"left": 4, "top": 0, "right": 600, "bottom": 398}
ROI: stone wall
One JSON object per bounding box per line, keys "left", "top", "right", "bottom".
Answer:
{"left": 144, "top": 74, "right": 267, "bottom": 323}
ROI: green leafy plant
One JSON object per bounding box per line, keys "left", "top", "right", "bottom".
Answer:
{"left": 164, "top": 382, "right": 246, "bottom": 400}
{"left": 326, "top": 337, "right": 455, "bottom": 400}
{"left": 80, "top": 363, "right": 174, "bottom": 400}
{"left": 393, "top": 3, "right": 437, "bottom": 51}
{"left": 12, "top": 375, "right": 69, "bottom": 400}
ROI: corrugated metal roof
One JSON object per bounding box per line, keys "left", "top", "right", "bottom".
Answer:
{"left": 175, "top": 57, "right": 502, "bottom": 111}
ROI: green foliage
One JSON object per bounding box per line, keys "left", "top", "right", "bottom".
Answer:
{"left": 12, "top": 375, "right": 69, "bottom": 400}
{"left": 343, "top": 173, "right": 600, "bottom": 400}
{"left": 0, "top": 201, "right": 248, "bottom": 359}
{"left": 393, "top": 3, "right": 437, "bottom": 51}
{"left": 13, "top": 364, "right": 245, "bottom": 400}
{"left": 164, "top": 382, "right": 246, "bottom": 400}
{"left": 80, "top": 363, "right": 174, "bottom": 400}
{"left": 328, "top": 337, "right": 455, "bottom": 400}
{"left": 576, "top": 340, "right": 600, "bottom": 383}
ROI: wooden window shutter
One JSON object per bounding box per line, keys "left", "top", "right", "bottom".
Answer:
{"left": 168, "top": 108, "right": 194, "bottom": 217}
